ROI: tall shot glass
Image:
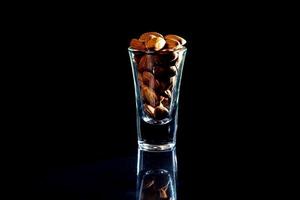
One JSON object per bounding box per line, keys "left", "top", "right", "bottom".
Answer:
{"left": 129, "top": 47, "right": 187, "bottom": 151}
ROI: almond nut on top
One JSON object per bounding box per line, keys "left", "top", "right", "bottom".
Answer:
{"left": 165, "top": 34, "right": 187, "bottom": 45}
{"left": 145, "top": 37, "right": 166, "bottom": 51}
{"left": 139, "top": 32, "right": 164, "bottom": 42}
{"left": 130, "top": 39, "right": 146, "bottom": 51}
{"left": 165, "top": 38, "right": 182, "bottom": 50}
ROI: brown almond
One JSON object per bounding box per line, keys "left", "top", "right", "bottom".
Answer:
{"left": 154, "top": 104, "right": 169, "bottom": 120}
{"left": 165, "top": 34, "right": 187, "bottom": 45}
{"left": 139, "top": 32, "right": 163, "bottom": 41}
{"left": 140, "top": 34, "right": 157, "bottom": 43}
{"left": 138, "top": 54, "right": 156, "bottom": 72}
{"left": 142, "top": 86, "right": 158, "bottom": 107}
{"left": 142, "top": 71, "right": 157, "bottom": 89}
{"left": 130, "top": 39, "right": 146, "bottom": 51}
{"left": 160, "top": 96, "right": 170, "bottom": 108}
{"left": 165, "top": 38, "right": 182, "bottom": 50}
{"left": 159, "top": 189, "right": 168, "bottom": 198}
{"left": 145, "top": 37, "right": 166, "bottom": 51}
{"left": 144, "top": 104, "right": 155, "bottom": 118}
{"left": 143, "top": 179, "right": 154, "bottom": 189}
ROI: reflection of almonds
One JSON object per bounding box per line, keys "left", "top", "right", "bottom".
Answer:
{"left": 161, "top": 181, "right": 170, "bottom": 191}
{"left": 138, "top": 55, "right": 156, "bottom": 72}
{"left": 139, "top": 32, "right": 163, "bottom": 41}
{"left": 143, "top": 179, "right": 154, "bottom": 189}
{"left": 146, "top": 37, "right": 166, "bottom": 51}
{"left": 154, "top": 104, "right": 169, "bottom": 120}
{"left": 144, "top": 104, "right": 155, "bottom": 117}
{"left": 130, "top": 39, "right": 145, "bottom": 51}
{"left": 165, "top": 34, "right": 187, "bottom": 45}
{"left": 159, "top": 189, "right": 168, "bottom": 198}
{"left": 142, "top": 86, "right": 158, "bottom": 107}
{"left": 165, "top": 38, "right": 182, "bottom": 50}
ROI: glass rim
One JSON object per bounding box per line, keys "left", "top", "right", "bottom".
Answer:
{"left": 128, "top": 46, "right": 187, "bottom": 53}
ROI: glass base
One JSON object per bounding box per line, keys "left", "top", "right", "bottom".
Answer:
{"left": 138, "top": 142, "right": 175, "bottom": 152}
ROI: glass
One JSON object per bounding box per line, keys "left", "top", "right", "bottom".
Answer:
{"left": 128, "top": 47, "right": 187, "bottom": 151}
{"left": 136, "top": 148, "right": 177, "bottom": 200}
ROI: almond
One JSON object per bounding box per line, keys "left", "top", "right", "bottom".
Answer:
{"left": 138, "top": 54, "right": 156, "bottom": 72}
{"left": 154, "top": 104, "right": 169, "bottom": 120}
{"left": 159, "top": 189, "right": 168, "bottom": 198}
{"left": 145, "top": 37, "right": 166, "bottom": 51}
{"left": 142, "top": 72, "right": 157, "bottom": 89}
{"left": 165, "top": 38, "right": 182, "bottom": 50}
{"left": 160, "top": 96, "right": 170, "bottom": 108}
{"left": 139, "top": 32, "right": 163, "bottom": 41}
{"left": 142, "top": 86, "right": 158, "bottom": 107}
{"left": 130, "top": 38, "right": 145, "bottom": 51}
{"left": 165, "top": 34, "right": 187, "bottom": 45}
{"left": 140, "top": 34, "right": 157, "bottom": 43}
{"left": 144, "top": 104, "right": 155, "bottom": 118}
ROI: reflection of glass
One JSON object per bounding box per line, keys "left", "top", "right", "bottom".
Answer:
{"left": 136, "top": 148, "right": 177, "bottom": 200}
{"left": 129, "top": 48, "right": 187, "bottom": 151}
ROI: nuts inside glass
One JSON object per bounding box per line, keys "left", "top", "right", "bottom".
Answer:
{"left": 129, "top": 47, "right": 187, "bottom": 125}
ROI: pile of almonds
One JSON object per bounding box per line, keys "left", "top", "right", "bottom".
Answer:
{"left": 130, "top": 32, "right": 186, "bottom": 121}
{"left": 140, "top": 172, "right": 172, "bottom": 199}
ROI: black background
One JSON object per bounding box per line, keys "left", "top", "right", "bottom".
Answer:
{"left": 10, "top": 5, "right": 275, "bottom": 199}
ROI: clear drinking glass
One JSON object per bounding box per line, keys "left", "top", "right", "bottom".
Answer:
{"left": 136, "top": 148, "right": 177, "bottom": 200}
{"left": 128, "top": 47, "right": 187, "bottom": 151}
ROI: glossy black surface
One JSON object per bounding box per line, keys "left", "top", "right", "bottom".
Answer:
{"left": 30, "top": 149, "right": 180, "bottom": 199}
